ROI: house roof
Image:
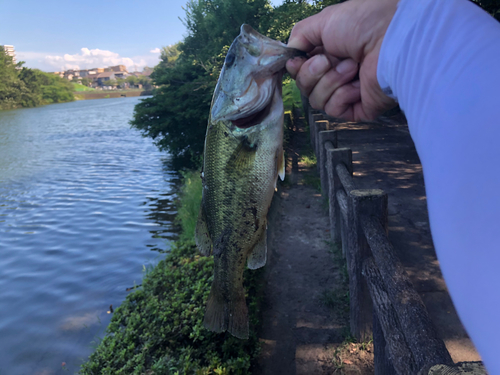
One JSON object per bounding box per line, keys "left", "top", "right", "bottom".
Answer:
{"left": 96, "top": 72, "right": 115, "bottom": 78}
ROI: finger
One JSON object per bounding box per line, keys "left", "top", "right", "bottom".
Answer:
{"left": 286, "top": 56, "right": 307, "bottom": 80}
{"left": 287, "top": 11, "right": 327, "bottom": 52}
{"left": 324, "top": 82, "right": 361, "bottom": 120}
{"left": 294, "top": 54, "right": 331, "bottom": 97}
{"left": 308, "top": 58, "right": 358, "bottom": 110}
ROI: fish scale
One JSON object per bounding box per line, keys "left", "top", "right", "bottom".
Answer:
{"left": 195, "top": 24, "right": 304, "bottom": 339}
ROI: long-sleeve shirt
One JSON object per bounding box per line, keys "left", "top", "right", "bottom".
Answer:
{"left": 377, "top": 0, "right": 500, "bottom": 372}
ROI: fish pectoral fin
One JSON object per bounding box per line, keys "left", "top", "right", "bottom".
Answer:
{"left": 195, "top": 206, "right": 212, "bottom": 256}
{"left": 278, "top": 149, "right": 285, "bottom": 181}
{"left": 247, "top": 228, "right": 267, "bottom": 269}
{"left": 226, "top": 136, "right": 258, "bottom": 171}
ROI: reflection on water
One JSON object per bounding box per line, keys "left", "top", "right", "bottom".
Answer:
{"left": 0, "top": 97, "right": 180, "bottom": 374}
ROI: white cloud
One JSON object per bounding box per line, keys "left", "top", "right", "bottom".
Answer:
{"left": 18, "top": 48, "right": 162, "bottom": 72}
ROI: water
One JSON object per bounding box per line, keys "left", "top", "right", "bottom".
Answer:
{"left": 0, "top": 97, "right": 180, "bottom": 374}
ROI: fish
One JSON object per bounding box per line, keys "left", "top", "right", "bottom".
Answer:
{"left": 195, "top": 24, "right": 304, "bottom": 339}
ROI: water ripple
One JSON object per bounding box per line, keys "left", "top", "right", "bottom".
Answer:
{"left": 0, "top": 97, "right": 180, "bottom": 374}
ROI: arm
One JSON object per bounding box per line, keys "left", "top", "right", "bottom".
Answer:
{"left": 288, "top": 0, "right": 500, "bottom": 372}
{"left": 380, "top": 1, "right": 500, "bottom": 373}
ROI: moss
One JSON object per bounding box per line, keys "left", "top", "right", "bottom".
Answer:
{"left": 80, "top": 174, "right": 263, "bottom": 375}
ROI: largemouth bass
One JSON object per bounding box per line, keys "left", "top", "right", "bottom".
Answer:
{"left": 195, "top": 24, "right": 304, "bottom": 339}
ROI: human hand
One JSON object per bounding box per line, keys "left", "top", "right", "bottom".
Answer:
{"left": 286, "top": 0, "right": 399, "bottom": 121}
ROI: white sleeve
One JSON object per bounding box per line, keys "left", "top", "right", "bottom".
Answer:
{"left": 377, "top": 0, "right": 500, "bottom": 372}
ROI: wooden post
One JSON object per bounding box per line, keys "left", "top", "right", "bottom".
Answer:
{"left": 348, "top": 189, "right": 387, "bottom": 341}
{"left": 364, "top": 258, "right": 417, "bottom": 375}
{"left": 314, "top": 120, "right": 328, "bottom": 162}
{"left": 361, "top": 215, "right": 453, "bottom": 370}
{"left": 373, "top": 310, "right": 398, "bottom": 375}
{"left": 319, "top": 130, "right": 338, "bottom": 196}
{"left": 311, "top": 114, "right": 324, "bottom": 154}
{"left": 301, "top": 94, "right": 309, "bottom": 122}
{"left": 326, "top": 148, "right": 352, "bottom": 244}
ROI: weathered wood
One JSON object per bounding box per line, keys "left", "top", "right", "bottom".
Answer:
{"left": 326, "top": 148, "right": 352, "bottom": 243}
{"left": 301, "top": 94, "right": 309, "bottom": 123}
{"left": 348, "top": 189, "right": 387, "bottom": 341}
{"left": 364, "top": 257, "right": 418, "bottom": 375}
{"left": 314, "top": 120, "right": 328, "bottom": 167}
{"left": 373, "top": 309, "right": 398, "bottom": 375}
{"left": 425, "top": 362, "right": 487, "bottom": 375}
{"left": 336, "top": 189, "right": 349, "bottom": 258}
{"left": 361, "top": 215, "right": 454, "bottom": 370}
{"left": 336, "top": 190, "right": 348, "bottom": 224}
{"left": 319, "top": 130, "right": 338, "bottom": 196}
{"left": 310, "top": 113, "right": 324, "bottom": 152}
{"left": 336, "top": 162, "right": 355, "bottom": 194}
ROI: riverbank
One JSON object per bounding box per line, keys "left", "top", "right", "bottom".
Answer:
{"left": 74, "top": 90, "right": 153, "bottom": 100}
{"left": 80, "top": 171, "right": 264, "bottom": 374}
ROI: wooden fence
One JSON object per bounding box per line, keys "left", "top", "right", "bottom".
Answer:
{"left": 304, "top": 104, "right": 485, "bottom": 375}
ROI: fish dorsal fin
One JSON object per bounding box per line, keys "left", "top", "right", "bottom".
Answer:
{"left": 195, "top": 206, "right": 212, "bottom": 256}
{"left": 278, "top": 149, "right": 285, "bottom": 181}
{"left": 247, "top": 227, "right": 267, "bottom": 269}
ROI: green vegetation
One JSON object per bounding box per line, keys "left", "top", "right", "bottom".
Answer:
{"left": 0, "top": 47, "right": 74, "bottom": 110}
{"left": 80, "top": 171, "right": 263, "bottom": 374}
{"left": 471, "top": 0, "right": 500, "bottom": 20}
{"left": 131, "top": 0, "right": 346, "bottom": 169}
{"left": 282, "top": 78, "right": 302, "bottom": 115}
{"left": 176, "top": 171, "right": 203, "bottom": 242}
{"left": 73, "top": 83, "right": 96, "bottom": 92}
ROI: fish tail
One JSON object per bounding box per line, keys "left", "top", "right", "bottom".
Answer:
{"left": 204, "top": 280, "right": 249, "bottom": 339}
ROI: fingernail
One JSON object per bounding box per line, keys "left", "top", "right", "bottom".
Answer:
{"left": 336, "top": 59, "right": 357, "bottom": 75}
{"left": 308, "top": 54, "right": 329, "bottom": 75}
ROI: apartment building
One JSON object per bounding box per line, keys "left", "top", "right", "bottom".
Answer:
{"left": 1, "top": 45, "right": 16, "bottom": 64}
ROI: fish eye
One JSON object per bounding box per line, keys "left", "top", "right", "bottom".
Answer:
{"left": 225, "top": 53, "right": 235, "bottom": 68}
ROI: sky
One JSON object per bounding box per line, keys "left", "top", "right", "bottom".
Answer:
{"left": 0, "top": 0, "right": 282, "bottom": 73}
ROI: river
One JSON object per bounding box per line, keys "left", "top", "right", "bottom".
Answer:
{"left": 0, "top": 97, "right": 179, "bottom": 374}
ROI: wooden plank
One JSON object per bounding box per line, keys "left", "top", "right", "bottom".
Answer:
{"left": 361, "top": 215, "right": 453, "bottom": 370}
{"left": 364, "top": 258, "right": 418, "bottom": 375}
{"left": 348, "top": 189, "right": 387, "bottom": 341}
{"left": 336, "top": 189, "right": 349, "bottom": 259}
{"left": 326, "top": 148, "right": 352, "bottom": 243}
{"left": 336, "top": 162, "right": 355, "bottom": 194}
{"left": 319, "top": 131, "right": 338, "bottom": 196}
{"left": 314, "top": 120, "right": 328, "bottom": 169}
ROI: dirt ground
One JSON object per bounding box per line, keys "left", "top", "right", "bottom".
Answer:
{"left": 255, "top": 115, "right": 375, "bottom": 375}
{"left": 254, "top": 111, "right": 480, "bottom": 374}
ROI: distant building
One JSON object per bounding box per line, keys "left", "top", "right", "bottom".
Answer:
{"left": 111, "top": 65, "right": 127, "bottom": 72}
{"left": 1, "top": 45, "right": 16, "bottom": 64}
{"left": 95, "top": 72, "right": 116, "bottom": 86}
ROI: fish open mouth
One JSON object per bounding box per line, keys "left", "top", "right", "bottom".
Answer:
{"left": 231, "top": 100, "right": 272, "bottom": 129}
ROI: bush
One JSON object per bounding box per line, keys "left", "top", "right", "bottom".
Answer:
{"left": 80, "top": 173, "right": 263, "bottom": 375}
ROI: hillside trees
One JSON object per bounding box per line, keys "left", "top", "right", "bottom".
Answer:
{"left": 0, "top": 47, "right": 74, "bottom": 110}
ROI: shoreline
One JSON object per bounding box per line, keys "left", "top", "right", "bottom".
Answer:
{"left": 74, "top": 90, "right": 153, "bottom": 100}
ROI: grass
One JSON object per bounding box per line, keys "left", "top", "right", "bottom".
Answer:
{"left": 176, "top": 170, "right": 203, "bottom": 241}
{"left": 80, "top": 171, "right": 263, "bottom": 374}
{"left": 282, "top": 78, "right": 301, "bottom": 114}
{"left": 72, "top": 83, "right": 96, "bottom": 92}
{"left": 299, "top": 153, "right": 317, "bottom": 168}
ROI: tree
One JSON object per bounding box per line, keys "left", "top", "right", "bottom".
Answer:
{"left": 130, "top": 0, "right": 349, "bottom": 168}
{"left": 81, "top": 77, "right": 92, "bottom": 87}
{"left": 131, "top": 0, "right": 272, "bottom": 168}
{"left": 470, "top": 0, "right": 500, "bottom": 20}
{"left": 0, "top": 47, "right": 74, "bottom": 110}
